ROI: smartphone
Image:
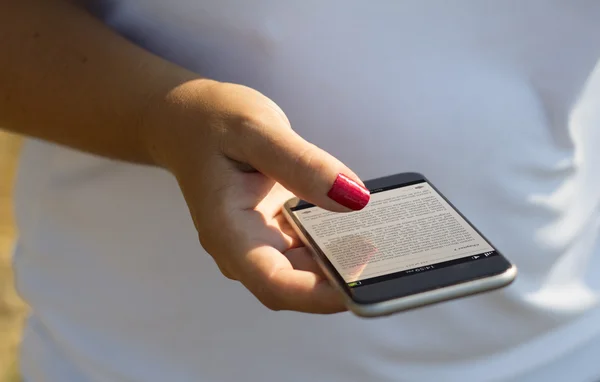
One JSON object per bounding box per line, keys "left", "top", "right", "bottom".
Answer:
{"left": 283, "top": 172, "right": 517, "bottom": 317}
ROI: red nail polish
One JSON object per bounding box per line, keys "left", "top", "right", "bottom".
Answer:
{"left": 327, "top": 174, "right": 370, "bottom": 210}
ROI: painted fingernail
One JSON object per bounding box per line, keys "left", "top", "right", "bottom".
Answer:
{"left": 327, "top": 173, "right": 370, "bottom": 210}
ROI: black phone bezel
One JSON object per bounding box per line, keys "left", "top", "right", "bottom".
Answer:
{"left": 285, "top": 172, "right": 514, "bottom": 305}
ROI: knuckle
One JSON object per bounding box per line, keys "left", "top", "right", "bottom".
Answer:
{"left": 217, "top": 263, "right": 237, "bottom": 281}
{"left": 290, "top": 144, "right": 326, "bottom": 189}
{"left": 256, "top": 286, "right": 285, "bottom": 312}
{"left": 197, "top": 233, "right": 238, "bottom": 281}
{"left": 261, "top": 296, "right": 283, "bottom": 312}
{"left": 224, "top": 107, "right": 288, "bottom": 158}
{"left": 196, "top": 218, "right": 234, "bottom": 256}
{"left": 204, "top": 82, "right": 290, "bottom": 161}
{"left": 235, "top": 112, "right": 278, "bottom": 146}
{"left": 292, "top": 144, "right": 318, "bottom": 169}
{"left": 197, "top": 231, "right": 217, "bottom": 254}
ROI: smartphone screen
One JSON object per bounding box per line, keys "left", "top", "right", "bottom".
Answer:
{"left": 289, "top": 175, "right": 513, "bottom": 303}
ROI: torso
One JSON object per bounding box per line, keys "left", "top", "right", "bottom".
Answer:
{"left": 14, "top": 1, "right": 600, "bottom": 381}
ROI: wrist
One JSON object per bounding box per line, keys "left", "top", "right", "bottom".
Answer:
{"left": 140, "top": 74, "right": 220, "bottom": 172}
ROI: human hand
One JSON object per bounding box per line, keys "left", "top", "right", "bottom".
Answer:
{"left": 147, "top": 80, "right": 370, "bottom": 313}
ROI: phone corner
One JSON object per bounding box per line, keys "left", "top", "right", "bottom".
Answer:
{"left": 503, "top": 264, "right": 518, "bottom": 283}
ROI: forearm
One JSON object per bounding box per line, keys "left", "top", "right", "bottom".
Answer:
{"left": 0, "top": 0, "right": 200, "bottom": 165}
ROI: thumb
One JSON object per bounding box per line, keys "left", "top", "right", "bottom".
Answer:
{"left": 227, "top": 120, "right": 370, "bottom": 212}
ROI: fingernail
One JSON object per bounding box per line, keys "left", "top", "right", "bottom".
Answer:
{"left": 327, "top": 174, "right": 370, "bottom": 210}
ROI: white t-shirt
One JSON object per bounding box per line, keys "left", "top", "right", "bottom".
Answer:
{"left": 13, "top": 1, "right": 600, "bottom": 381}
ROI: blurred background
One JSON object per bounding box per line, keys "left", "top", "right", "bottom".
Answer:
{"left": 0, "top": 131, "right": 26, "bottom": 382}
